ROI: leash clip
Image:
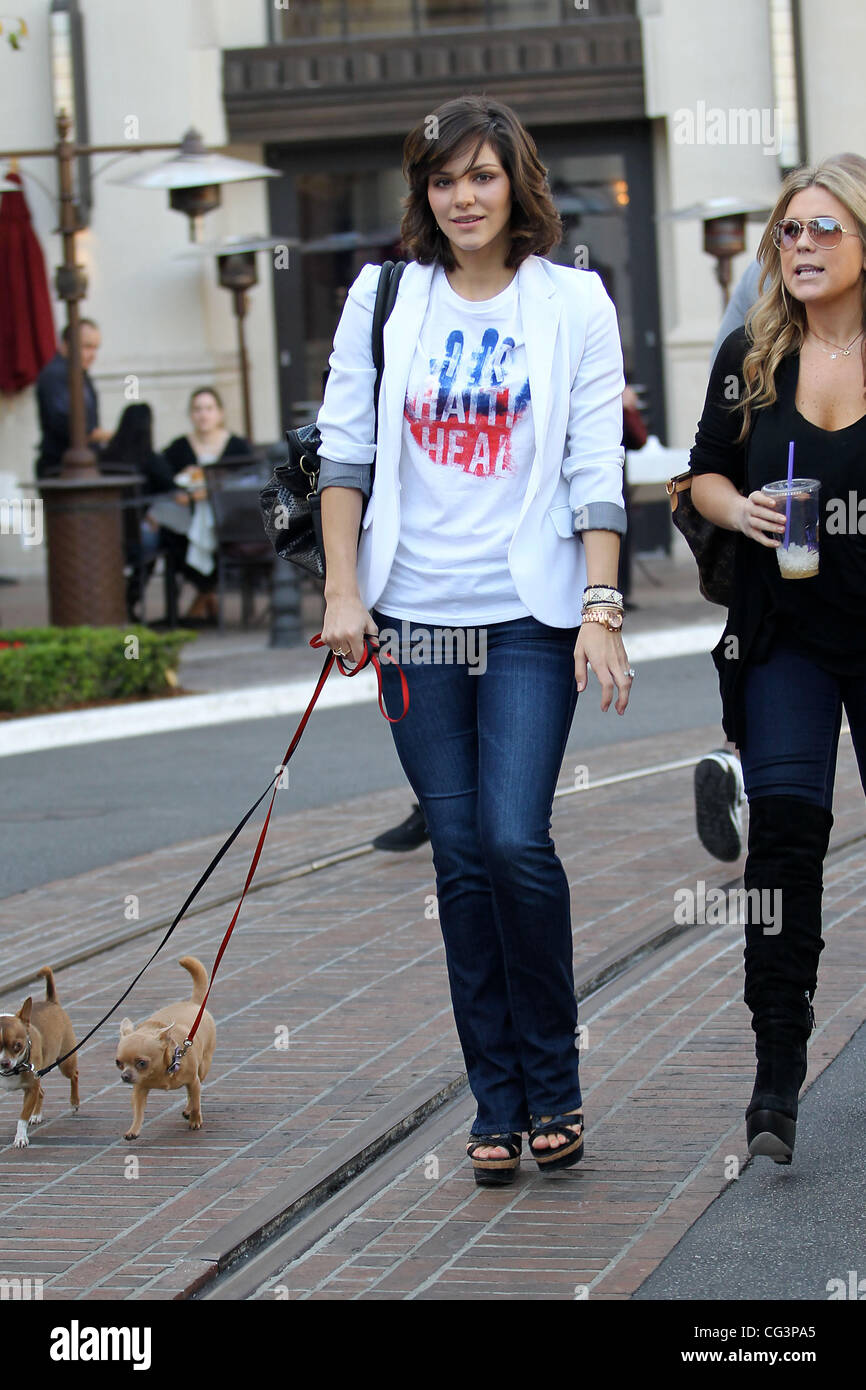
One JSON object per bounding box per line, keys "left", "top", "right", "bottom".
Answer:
{"left": 167, "top": 1039, "right": 192, "bottom": 1075}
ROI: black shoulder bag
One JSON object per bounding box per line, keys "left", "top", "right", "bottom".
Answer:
{"left": 260, "top": 259, "right": 407, "bottom": 580}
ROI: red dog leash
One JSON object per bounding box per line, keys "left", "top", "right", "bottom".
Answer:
{"left": 178, "top": 633, "right": 408, "bottom": 1058}
{"left": 39, "top": 633, "right": 408, "bottom": 1078}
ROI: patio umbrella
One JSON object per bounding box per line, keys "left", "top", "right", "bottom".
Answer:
{"left": 0, "top": 170, "right": 57, "bottom": 394}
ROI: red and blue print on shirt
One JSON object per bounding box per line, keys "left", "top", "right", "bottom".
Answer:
{"left": 405, "top": 327, "right": 531, "bottom": 478}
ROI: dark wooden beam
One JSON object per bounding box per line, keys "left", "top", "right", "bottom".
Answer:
{"left": 223, "top": 20, "right": 645, "bottom": 143}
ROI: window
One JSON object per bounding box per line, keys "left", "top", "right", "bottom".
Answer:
{"left": 274, "top": 1, "right": 578, "bottom": 40}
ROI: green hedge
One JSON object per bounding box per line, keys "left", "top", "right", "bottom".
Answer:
{"left": 0, "top": 626, "right": 198, "bottom": 714}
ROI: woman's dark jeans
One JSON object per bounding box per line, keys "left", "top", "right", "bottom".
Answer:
{"left": 372, "top": 607, "right": 582, "bottom": 1137}
{"left": 739, "top": 638, "right": 866, "bottom": 806}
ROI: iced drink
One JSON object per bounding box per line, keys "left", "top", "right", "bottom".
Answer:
{"left": 761, "top": 479, "right": 820, "bottom": 579}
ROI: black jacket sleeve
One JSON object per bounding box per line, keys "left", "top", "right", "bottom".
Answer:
{"left": 689, "top": 327, "right": 749, "bottom": 489}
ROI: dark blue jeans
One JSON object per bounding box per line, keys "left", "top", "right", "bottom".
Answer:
{"left": 372, "top": 608, "right": 582, "bottom": 1136}
{"left": 739, "top": 638, "right": 866, "bottom": 807}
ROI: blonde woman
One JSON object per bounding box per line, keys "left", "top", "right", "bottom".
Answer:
{"left": 690, "top": 153, "right": 866, "bottom": 1164}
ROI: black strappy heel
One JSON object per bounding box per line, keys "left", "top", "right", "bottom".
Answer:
{"left": 466, "top": 1132, "right": 522, "bottom": 1186}
{"left": 528, "top": 1110, "right": 584, "bottom": 1171}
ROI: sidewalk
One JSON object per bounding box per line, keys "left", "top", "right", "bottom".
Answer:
{"left": 2, "top": 549, "right": 864, "bottom": 1301}
{"left": 0, "top": 719, "right": 863, "bottom": 1299}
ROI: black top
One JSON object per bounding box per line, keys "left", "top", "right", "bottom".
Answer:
{"left": 98, "top": 450, "right": 176, "bottom": 494}
{"left": 35, "top": 351, "right": 99, "bottom": 479}
{"left": 162, "top": 434, "right": 253, "bottom": 472}
{"left": 690, "top": 327, "right": 866, "bottom": 744}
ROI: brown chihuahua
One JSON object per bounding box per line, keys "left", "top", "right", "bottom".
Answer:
{"left": 0, "top": 967, "right": 79, "bottom": 1149}
{"left": 115, "top": 956, "right": 216, "bottom": 1141}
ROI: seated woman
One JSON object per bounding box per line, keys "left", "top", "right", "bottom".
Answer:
{"left": 161, "top": 386, "right": 253, "bottom": 623}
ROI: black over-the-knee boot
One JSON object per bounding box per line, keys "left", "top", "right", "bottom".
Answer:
{"left": 741, "top": 795, "right": 833, "bottom": 1163}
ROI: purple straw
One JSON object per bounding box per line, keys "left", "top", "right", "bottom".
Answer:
{"left": 784, "top": 440, "right": 794, "bottom": 547}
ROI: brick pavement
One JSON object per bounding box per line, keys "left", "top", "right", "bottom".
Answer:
{"left": 1, "top": 718, "right": 863, "bottom": 1299}
{"left": 250, "top": 843, "right": 866, "bottom": 1301}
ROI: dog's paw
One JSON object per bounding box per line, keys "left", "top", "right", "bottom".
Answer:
{"left": 30, "top": 1113, "right": 43, "bottom": 1127}
{"left": 13, "top": 1133, "right": 30, "bottom": 1149}
{"left": 182, "top": 1109, "right": 190, "bottom": 1119}
{"left": 187, "top": 1117, "right": 202, "bottom": 1130}
{"left": 124, "top": 1130, "right": 139, "bottom": 1142}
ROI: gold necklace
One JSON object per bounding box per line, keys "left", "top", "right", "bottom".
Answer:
{"left": 808, "top": 327, "right": 864, "bottom": 360}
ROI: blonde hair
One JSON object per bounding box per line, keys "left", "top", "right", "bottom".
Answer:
{"left": 735, "top": 152, "right": 866, "bottom": 442}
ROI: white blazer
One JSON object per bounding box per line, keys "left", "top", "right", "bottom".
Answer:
{"left": 316, "top": 254, "right": 625, "bottom": 628}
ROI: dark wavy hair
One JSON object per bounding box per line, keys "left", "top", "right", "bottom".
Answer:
{"left": 400, "top": 95, "right": 562, "bottom": 270}
{"left": 103, "top": 403, "right": 154, "bottom": 468}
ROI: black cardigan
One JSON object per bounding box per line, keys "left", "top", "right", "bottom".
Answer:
{"left": 690, "top": 328, "right": 866, "bottom": 745}
{"left": 162, "top": 434, "right": 253, "bottom": 473}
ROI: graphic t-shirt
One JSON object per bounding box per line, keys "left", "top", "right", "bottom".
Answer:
{"left": 376, "top": 264, "right": 535, "bottom": 625}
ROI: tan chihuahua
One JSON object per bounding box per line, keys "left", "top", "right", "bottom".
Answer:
{"left": 0, "top": 967, "right": 79, "bottom": 1149}
{"left": 115, "top": 956, "right": 216, "bottom": 1141}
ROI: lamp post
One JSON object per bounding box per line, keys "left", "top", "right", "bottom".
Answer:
{"left": 176, "top": 235, "right": 305, "bottom": 646}
{"left": 176, "top": 234, "right": 298, "bottom": 442}
{"left": 665, "top": 198, "right": 772, "bottom": 309}
{"left": 112, "top": 130, "right": 280, "bottom": 245}
{"left": 0, "top": 116, "right": 279, "bottom": 625}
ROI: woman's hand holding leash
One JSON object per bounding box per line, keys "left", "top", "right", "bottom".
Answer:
{"left": 321, "top": 594, "right": 379, "bottom": 664}
{"left": 574, "top": 623, "right": 634, "bottom": 714}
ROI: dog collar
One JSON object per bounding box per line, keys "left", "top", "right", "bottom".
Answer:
{"left": 0, "top": 1035, "right": 34, "bottom": 1077}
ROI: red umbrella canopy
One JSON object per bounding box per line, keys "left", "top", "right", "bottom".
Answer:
{"left": 0, "top": 172, "right": 57, "bottom": 393}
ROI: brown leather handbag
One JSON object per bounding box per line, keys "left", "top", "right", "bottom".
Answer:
{"left": 666, "top": 470, "right": 737, "bottom": 607}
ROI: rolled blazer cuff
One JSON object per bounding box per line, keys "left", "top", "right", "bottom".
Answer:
{"left": 317, "top": 455, "right": 373, "bottom": 499}
{"left": 572, "top": 501, "right": 627, "bottom": 535}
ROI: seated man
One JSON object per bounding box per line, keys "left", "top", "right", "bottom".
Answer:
{"left": 35, "top": 318, "right": 111, "bottom": 479}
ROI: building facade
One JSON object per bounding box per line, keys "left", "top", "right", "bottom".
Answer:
{"left": 1, "top": 0, "right": 864, "bottom": 579}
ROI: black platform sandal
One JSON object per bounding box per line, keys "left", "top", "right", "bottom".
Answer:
{"left": 466, "top": 1132, "right": 522, "bottom": 1186}
{"left": 528, "top": 1110, "right": 584, "bottom": 1172}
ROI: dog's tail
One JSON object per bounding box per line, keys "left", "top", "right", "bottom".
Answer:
{"left": 37, "top": 966, "right": 58, "bottom": 1003}
{"left": 178, "top": 956, "right": 209, "bottom": 1004}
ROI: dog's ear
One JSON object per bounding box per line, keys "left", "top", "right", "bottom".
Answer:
{"left": 18, "top": 997, "right": 32, "bottom": 1026}
{"left": 119, "top": 1018, "right": 134, "bottom": 1036}
{"left": 157, "top": 1021, "right": 176, "bottom": 1041}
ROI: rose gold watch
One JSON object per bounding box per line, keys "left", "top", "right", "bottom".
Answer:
{"left": 581, "top": 607, "right": 623, "bottom": 633}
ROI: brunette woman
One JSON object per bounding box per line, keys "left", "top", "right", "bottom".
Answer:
{"left": 162, "top": 387, "right": 252, "bottom": 622}
{"left": 314, "top": 96, "right": 633, "bottom": 1184}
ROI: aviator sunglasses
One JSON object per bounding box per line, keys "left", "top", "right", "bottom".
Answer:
{"left": 772, "top": 216, "right": 860, "bottom": 250}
